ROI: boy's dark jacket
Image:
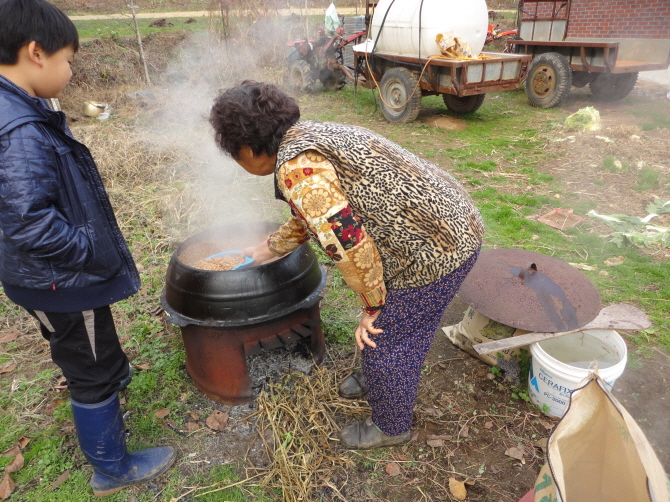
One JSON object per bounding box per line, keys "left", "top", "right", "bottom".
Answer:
{"left": 0, "top": 75, "right": 140, "bottom": 312}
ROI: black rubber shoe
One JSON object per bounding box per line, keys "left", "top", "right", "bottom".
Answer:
{"left": 340, "top": 417, "right": 411, "bottom": 450}
{"left": 338, "top": 370, "right": 368, "bottom": 399}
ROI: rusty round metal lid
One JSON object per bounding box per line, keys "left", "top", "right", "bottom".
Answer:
{"left": 458, "top": 249, "right": 601, "bottom": 332}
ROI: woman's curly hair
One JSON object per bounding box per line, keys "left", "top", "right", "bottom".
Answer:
{"left": 209, "top": 81, "right": 300, "bottom": 159}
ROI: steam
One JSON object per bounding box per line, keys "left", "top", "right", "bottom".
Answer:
{"left": 141, "top": 14, "right": 300, "bottom": 244}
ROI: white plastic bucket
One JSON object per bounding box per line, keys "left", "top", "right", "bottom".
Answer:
{"left": 369, "top": 0, "right": 489, "bottom": 58}
{"left": 528, "top": 329, "right": 627, "bottom": 418}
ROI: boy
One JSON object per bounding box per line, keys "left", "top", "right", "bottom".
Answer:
{"left": 0, "top": 0, "right": 175, "bottom": 496}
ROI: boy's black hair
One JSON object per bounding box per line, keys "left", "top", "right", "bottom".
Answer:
{"left": 0, "top": 0, "right": 79, "bottom": 65}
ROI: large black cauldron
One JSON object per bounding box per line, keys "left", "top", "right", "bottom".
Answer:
{"left": 161, "top": 222, "right": 326, "bottom": 327}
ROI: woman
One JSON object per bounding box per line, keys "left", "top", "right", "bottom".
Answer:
{"left": 209, "top": 81, "right": 483, "bottom": 450}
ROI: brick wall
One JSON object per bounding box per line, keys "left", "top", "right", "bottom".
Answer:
{"left": 520, "top": 0, "right": 670, "bottom": 39}
{"left": 520, "top": 1, "right": 568, "bottom": 20}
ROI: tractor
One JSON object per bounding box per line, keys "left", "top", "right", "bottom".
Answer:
{"left": 286, "top": 24, "right": 366, "bottom": 92}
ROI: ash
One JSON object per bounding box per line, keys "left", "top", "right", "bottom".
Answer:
{"left": 247, "top": 338, "right": 315, "bottom": 397}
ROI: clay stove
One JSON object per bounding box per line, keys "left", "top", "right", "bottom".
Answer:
{"left": 161, "top": 223, "right": 327, "bottom": 405}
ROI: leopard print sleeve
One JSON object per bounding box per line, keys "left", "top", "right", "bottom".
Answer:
{"left": 278, "top": 150, "right": 387, "bottom": 309}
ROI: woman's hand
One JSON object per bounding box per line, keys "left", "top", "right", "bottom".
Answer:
{"left": 355, "top": 311, "right": 384, "bottom": 350}
{"left": 243, "top": 240, "right": 278, "bottom": 264}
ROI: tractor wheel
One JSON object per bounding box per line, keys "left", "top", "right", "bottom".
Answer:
{"left": 525, "top": 52, "right": 572, "bottom": 108}
{"left": 379, "top": 67, "right": 422, "bottom": 123}
{"left": 290, "top": 60, "right": 315, "bottom": 93}
{"left": 590, "top": 72, "right": 638, "bottom": 101}
{"left": 286, "top": 47, "right": 301, "bottom": 66}
{"left": 321, "top": 70, "right": 346, "bottom": 91}
{"left": 443, "top": 94, "right": 486, "bottom": 114}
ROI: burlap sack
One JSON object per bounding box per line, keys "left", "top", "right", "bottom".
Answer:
{"left": 533, "top": 373, "right": 669, "bottom": 502}
{"left": 435, "top": 32, "right": 476, "bottom": 59}
{"left": 442, "top": 306, "right": 530, "bottom": 380}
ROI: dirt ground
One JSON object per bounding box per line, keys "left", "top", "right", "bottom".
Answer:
{"left": 177, "top": 294, "right": 669, "bottom": 502}
{"left": 1, "top": 14, "right": 669, "bottom": 501}
{"left": 172, "top": 79, "right": 670, "bottom": 501}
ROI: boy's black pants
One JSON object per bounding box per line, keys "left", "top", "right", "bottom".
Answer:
{"left": 26, "top": 306, "right": 130, "bottom": 404}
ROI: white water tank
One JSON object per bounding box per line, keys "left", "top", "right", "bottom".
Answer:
{"left": 368, "top": 0, "right": 489, "bottom": 58}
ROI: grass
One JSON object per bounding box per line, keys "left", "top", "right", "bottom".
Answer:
{"left": 632, "top": 166, "right": 662, "bottom": 191}
{"left": 73, "top": 16, "right": 209, "bottom": 40}
{"left": 58, "top": 0, "right": 366, "bottom": 16}
{"left": 306, "top": 85, "right": 670, "bottom": 354}
{"left": 1, "top": 20, "right": 669, "bottom": 502}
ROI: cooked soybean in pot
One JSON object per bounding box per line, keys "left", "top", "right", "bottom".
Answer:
{"left": 193, "top": 253, "right": 246, "bottom": 271}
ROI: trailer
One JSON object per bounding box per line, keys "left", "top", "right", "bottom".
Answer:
{"left": 348, "top": 48, "right": 531, "bottom": 123}
{"left": 341, "top": 1, "right": 532, "bottom": 123}
{"left": 510, "top": 0, "right": 670, "bottom": 108}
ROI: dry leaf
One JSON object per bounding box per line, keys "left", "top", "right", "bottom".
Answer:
{"left": 534, "top": 438, "right": 548, "bottom": 453}
{"left": 16, "top": 437, "right": 30, "bottom": 450}
{"left": 396, "top": 454, "right": 410, "bottom": 461}
{"left": 46, "top": 399, "right": 66, "bottom": 415}
{"left": 569, "top": 262, "right": 598, "bottom": 271}
{"left": 539, "top": 420, "right": 555, "bottom": 431}
{"left": 0, "top": 362, "right": 16, "bottom": 374}
{"left": 0, "top": 333, "right": 18, "bottom": 344}
{"left": 154, "top": 408, "right": 170, "bottom": 419}
{"left": 51, "top": 469, "right": 70, "bottom": 490}
{"left": 6, "top": 453, "right": 24, "bottom": 473}
{"left": 134, "top": 363, "right": 151, "bottom": 370}
{"left": 604, "top": 256, "right": 625, "bottom": 266}
{"left": 505, "top": 446, "right": 525, "bottom": 461}
{"left": 1, "top": 446, "right": 19, "bottom": 458}
{"left": 448, "top": 477, "right": 468, "bottom": 500}
{"left": 189, "top": 411, "right": 200, "bottom": 421}
{"left": 410, "top": 431, "right": 419, "bottom": 442}
{"left": 185, "top": 422, "right": 199, "bottom": 432}
{"left": 426, "top": 439, "right": 444, "bottom": 448}
{"left": 385, "top": 462, "right": 401, "bottom": 476}
{"left": 426, "top": 434, "right": 452, "bottom": 441}
{"left": 484, "top": 421, "right": 494, "bottom": 429}
{"left": 459, "top": 425, "right": 470, "bottom": 438}
{"left": 0, "top": 472, "right": 15, "bottom": 500}
{"left": 419, "top": 407, "right": 443, "bottom": 418}
{"left": 205, "top": 410, "right": 229, "bottom": 431}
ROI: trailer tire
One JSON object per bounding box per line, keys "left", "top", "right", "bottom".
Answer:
{"left": 290, "top": 60, "right": 315, "bottom": 93}
{"left": 379, "top": 67, "right": 422, "bottom": 123}
{"left": 443, "top": 94, "right": 486, "bottom": 114}
{"left": 590, "top": 72, "right": 638, "bottom": 101}
{"left": 526, "top": 52, "right": 572, "bottom": 108}
{"left": 571, "top": 71, "right": 597, "bottom": 88}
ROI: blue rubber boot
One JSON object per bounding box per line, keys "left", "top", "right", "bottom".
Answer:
{"left": 71, "top": 392, "right": 176, "bottom": 497}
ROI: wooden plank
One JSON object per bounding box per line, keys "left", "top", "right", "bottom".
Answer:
{"left": 512, "top": 40, "right": 619, "bottom": 48}
{"left": 613, "top": 60, "right": 669, "bottom": 72}
{"left": 474, "top": 304, "right": 650, "bottom": 355}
